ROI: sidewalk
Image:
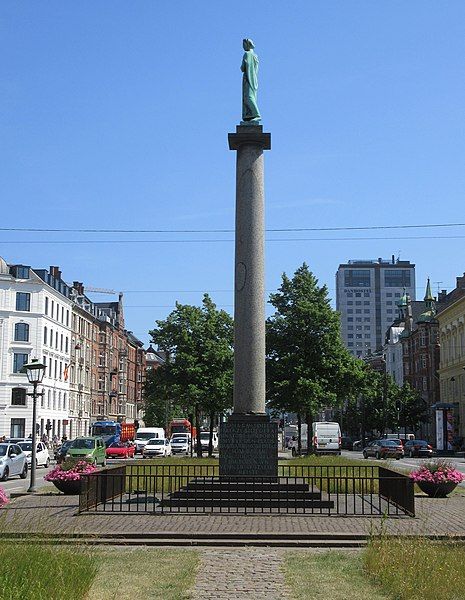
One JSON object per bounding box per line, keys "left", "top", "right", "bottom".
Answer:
{"left": 2, "top": 491, "right": 465, "bottom": 541}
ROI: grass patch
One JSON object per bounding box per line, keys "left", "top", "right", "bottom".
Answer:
{"left": 89, "top": 548, "right": 199, "bottom": 600}
{"left": 365, "top": 537, "right": 465, "bottom": 600}
{"left": 0, "top": 542, "right": 97, "bottom": 600}
{"left": 284, "top": 551, "right": 389, "bottom": 599}
{"left": 0, "top": 544, "right": 199, "bottom": 600}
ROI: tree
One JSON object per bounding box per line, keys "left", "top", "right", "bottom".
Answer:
{"left": 148, "top": 294, "right": 234, "bottom": 456}
{"left": 266, "top": 263, "right": 363, "bottom": 453}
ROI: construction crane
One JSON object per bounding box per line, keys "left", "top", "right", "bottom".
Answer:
{"left": 85, "top": 287, "right": 119, "bottom": 295}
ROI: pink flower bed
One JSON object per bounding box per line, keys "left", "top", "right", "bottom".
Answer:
{"left": 44, "top": 460, "right": 98, "bottom": 482}
{"left": 409, "top": 460, "right": 465, "bottom": 484}
{"left": 0, "top": 486, "right": 9, "bottom": 507}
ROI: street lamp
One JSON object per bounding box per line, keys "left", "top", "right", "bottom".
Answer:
{"left": 22, "top": 359, "right": 46, "bottom": 493}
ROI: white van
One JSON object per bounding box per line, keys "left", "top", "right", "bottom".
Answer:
{"left": 134, "top": 427, "right": 165, "bottom": 454}
{"left": 312, "top": 422, "right": 341, "bottom": 454}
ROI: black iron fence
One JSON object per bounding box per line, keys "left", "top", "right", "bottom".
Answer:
{"left": 78, "top": 463, "right": 414, "bottom": 517}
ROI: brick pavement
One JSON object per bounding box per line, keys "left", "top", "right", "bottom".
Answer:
{"left": 2, "top": 492, "right": 465, "bottom": 538}
{"left": 193, "top": 548, "right": 289, "bottom": 599}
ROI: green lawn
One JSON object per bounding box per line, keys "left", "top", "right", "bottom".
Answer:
{"left": 0, "top": 544, "right": 199, "bottom": 600}
{"left": 283, "top": 551, "right": 389, "bottom": 600}
{"left": 284, "top": 539, "right": 465, "bottom": 600}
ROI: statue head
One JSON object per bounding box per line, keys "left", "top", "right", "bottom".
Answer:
{"left": 243, "top": 38, "right": 255, "bottom": 51}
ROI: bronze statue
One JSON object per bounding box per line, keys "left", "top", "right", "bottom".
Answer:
{"left": 241, "top": 39, "right": 261, "bottom": 122}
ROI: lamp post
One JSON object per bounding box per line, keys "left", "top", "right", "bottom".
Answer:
{"left": 22, "top": 359, "right": 46, "bottom": 493}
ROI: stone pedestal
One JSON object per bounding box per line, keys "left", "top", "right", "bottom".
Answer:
{"left": 219, "top": 415, "right": 277, "bottom": 478}
{"left": 219, "top": 124, "right": 276, "bottom": 478}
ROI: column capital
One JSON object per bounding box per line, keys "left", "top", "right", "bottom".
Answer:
{"left": 228, "top": 125, "right": 271, "bottom": 151}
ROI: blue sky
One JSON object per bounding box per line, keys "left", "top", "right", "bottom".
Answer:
{"left": 2, "top": 1, "right": 465, "bottom": 344}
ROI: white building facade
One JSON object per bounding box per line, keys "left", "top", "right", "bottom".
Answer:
{"left": 336, "top": 257, "right": 415, "bottom": 358}
{"left": 0, "top": 259, "right": 72, "bottom": 439}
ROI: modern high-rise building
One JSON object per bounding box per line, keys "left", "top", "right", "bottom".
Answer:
{"left": 336, "top": 256, "right": 416, "bottom": 357}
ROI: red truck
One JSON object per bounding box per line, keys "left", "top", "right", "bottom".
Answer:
{"left": 168, "top": 418, "right": 196, "bottom": 438}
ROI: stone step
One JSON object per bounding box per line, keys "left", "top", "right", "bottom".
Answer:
{"left": 159, "top": 497, "right": 334, "bottom": 509}
{"left": 184, "top": 480, "right": 312, "bottom": 493}
{"left": 1, "top": 535, "right": 368, "bottom": 548}
{"left": 174, "top": 489, "right": 322, "bottom": 500}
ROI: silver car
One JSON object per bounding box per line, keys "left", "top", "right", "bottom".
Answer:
{"left": 0, "top": 443, "right": 28, "bottom": 481}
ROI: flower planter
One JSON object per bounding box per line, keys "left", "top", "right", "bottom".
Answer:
{"left": 51, "top": 479, "right": 83, "bottom": 495}
{"left": 417, "top": 481, "right": 457, "bottom": 498}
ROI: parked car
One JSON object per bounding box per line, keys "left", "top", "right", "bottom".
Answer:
{"left": 134, "top": 427, "right": 165, "bottom": 454}
{"left": 143, "top": 438, "right": 172, "bottom": 458}
{"left": 106, "top": 442, "right": 136, "bottom": 459}
{"left": 171, "top": 435, "right": 190, "bottom": 455}
{"left": 55, "top": 439, "right": 74, "bottom": 464}
{"left": 403, "top": 439, "right": 433, "bottom": 458}
{"left": 18, "top": 441, "right": 50, "bottom": 468}
{"left": 0, "top": 443, "right": 28, "bottom": 481}
{"left": 341, "top": 437, "right": 354, "bottom": 450}
{"left": 363, "top": 439, "right": 403, "bottom": 460}
{"left": 66, "top": 437, "right": 106, "bottom": 466}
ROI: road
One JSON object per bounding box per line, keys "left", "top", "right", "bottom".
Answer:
{"left": 341, "top": 449, "right": 465, "bottom": 486}
{"left": 2, "top": 463, "right": 55, "bottom": 496}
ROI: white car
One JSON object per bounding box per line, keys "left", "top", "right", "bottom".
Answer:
{"left": 18, "top": 441, "right": 51, "bottom": 468}
{"left": 170, "top": 435, "right": 190, "bottom": 455}
{"left": 142, "top": 438, "right": 172, "bottom": 458}
{"left": 0, "top": 443, "right": 28, "bottom": 481}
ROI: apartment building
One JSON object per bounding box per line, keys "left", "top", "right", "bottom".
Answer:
{"left": 0, "top": 257, "right": 146, "bottom": 438}
{"left": 0, "top": 260, "right": 72, "bottom": 439}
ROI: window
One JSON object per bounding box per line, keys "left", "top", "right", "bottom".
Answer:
{"left": 395, "top": 293, "right": 401, "bottom": 298}
{"left": 51, "top": 300, "right": 54, "bottom": 318}
{"left": 11, "top": 388, "right": 26, "bottom": 406}
{"left": 364, "top": 309, "right": 370, "bottom": 314}
{"left": 16, "top": 292, "right": 30, "bottom": 311}
{"left": 56, "top": 304, "right": 59, "bottom": 320}
{"left": 347, "top": 301, "right": 353, "bottom": 305}
{"left": 63, "top": 393, "right": 67, "bottom": 411}
{"left": 10, "top": 419, "right": 25, "bottom": 438}
{"left": 347, "top": 293, "right": 353, "bottom": 298}
{"left": 347, "top": 317, "right": 353, "bottom": 322}
{"left": 44, "top": 326, "right": 48, "bottom": 345}
{"left": 54, "top": 360, "right": 58, "bottom": 379}
{"left": 14, "top": 323, "right": 29, "bottom": 342}
{"left": 347, "top": 309, "right": 353, "bottom": 314}
{"left": 355, "top": 293, "right": 361, "bottom": 298}
{"left": 61, "top": 306, "right": 64, "bottom": 323}
{"left": 348, "top": 325, "right": 353, "bottom": 330}
{"left": 13, "top": 353, "right": 28, "bottom": 373}
{"left": 356, "top": 318, "right": 362, "bottom": 322}
{"left": 50, "top": 329, "right": 53, "bottom": 346}
{"left": 45, "top": 296, "right": 49, "bottom": 315}
{"left": 60, "top": 334, "right": 63, "bottom": 351}
{"left": 355, "top": 309, "right": 362, "bottom": 314}
{"left": 344, "top": 270, "right": 371, "bottom": 288}
{"left": 421, "top": 355, "right": 427, "bottom": 369}
{"left": 15, "top": 266, "right": 30, "bottom": 279}
{"left": 364, "top": 318, "right": 370, "bottom": 322}
{"left": 348, "top": 334, "right": 353, "bottom": 339}
{"left": 55, "top": 331, "right": 58, "bottom": 349}
{"left": 384, "top": 269, "right": 411, "bottom": 288}
{"left": 66, "top": 310, "right": 69, "bottom": 327}
{"left": 355, "top": 301, "right": 362, "bottom": 306}
{"left": 65, "top": 337, "right": 69, "bottom": 353}
{"left": 386, "top": 301, "right": 392, "bottom": 306}
{"left": 363, "top": 301, "right": 370, "bottom": 305}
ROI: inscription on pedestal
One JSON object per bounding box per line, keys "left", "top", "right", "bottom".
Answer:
{"left": 219, "top": 420, "right": 278, "bottom": 477}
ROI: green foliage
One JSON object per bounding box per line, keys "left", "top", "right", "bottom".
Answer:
{"left": 146, "top": 294, "right": 234, "bottom": 444}
{"left": 0, "top": 543, "right": 97, "bottom": 600}
{"left": 266, "top": 263, "right": 363, "bottom": 419}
